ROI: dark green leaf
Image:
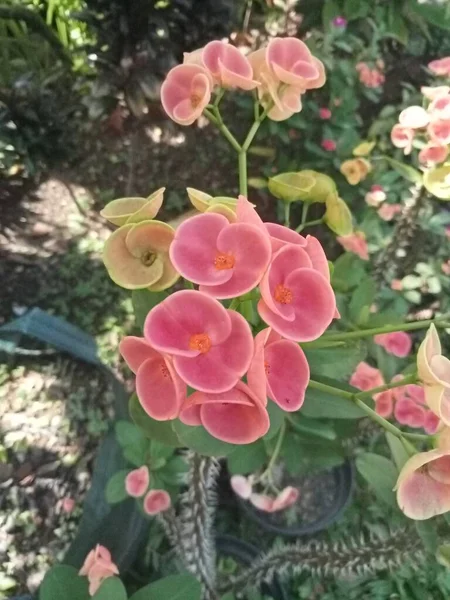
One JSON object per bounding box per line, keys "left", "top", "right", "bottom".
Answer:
{"left": 40, "top": 565, "right": 88, "bottom": 600}
{"left": 416, "top": 520, "right": 439, "bottom": 553}
{"left": 132, "top": 289, "right": 167, "bottom": 331}
{"left": 332, "top": 253, "right": 366, "bottom": 291}
{"left": 172, "top": 421, "right": 236, "bottom": 457}
{"left": 322, "top": 0, "right": 341, "bottom": 30}
{"left": 344, "top": 0, "right": 369, "bottom": 19}
{"left": 263, "top": 402, "right": 285, "bottom": 440}
{"left": 287, "top": 413, "right": 337, "bottom": 440}
{"left": 304, "top": 343, "right": 367, "bottom": 381}
{"left": 159, "top": 456, "right": 188, "bottom": 485}
{"left": 356, "top": 452, "right": 398, "bottom": 506}
{"left": 302, "top": 382, "right": 366, "bottom": 419}
{"left": 228, "top": 440, "right": 267, "bottom": 475}
{"left": 382, "top": 156, "right": 422, "bottom": 184}
{"left": 348, "top": 278, "right": 376, "bottom": 326}
{"left": 115, "top": 420, "right": 149, "bottom": 467}
{"left": 386, "top": 432, "right": 409, "bottom": 471}
{"left": 408, "top": 0, "right": 450, "bottom": 31}
{"left": 129, "top": 394, "right": 180, "bottom": 447}
{"left": 106, "top": 470, "right": 129, "bottom": 504}
{"left": 129, "top": 574, "right": 202, "bottom": 600}
{"left": 150, "top": 440, "right": 175, "bottom": 460}
{"left": 93, "top": 577, "right": 127, "bottom": 600}
{"left": 281, "top": 434, "right": 344, "bottom": 476}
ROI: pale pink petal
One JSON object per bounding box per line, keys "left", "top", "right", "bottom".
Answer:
{"left": 119, "top": 336, "right": 158, "bottom": 373}
{"left": 394, "top": 398, "right": 425, "bottom": 427}
{"left": 419, "top": 143, "right": 449, "bottom": 165}
{"left": 428, "top": 456, "right": 450, "bottom": 484}
{"left": 230, "top": 475, "right": 253, "bottom": 499}
{"left": 143, "top": 489, "right": 171, "bottom": 515}
{"left": 265, "top": 339, "right": 310, "bottom": 411}
{"left": 178, "top": 403, "right": 202, "bottom": 426}
{"left": 428, "top": 119, "right": 450, "bottom": 145}
{"left": 350, "top": 362, "right": 384, "bottom": 391}
{"left": 417, "top": 324, "right": 442, "bottom": 385}
{"left": 203, "top": 41, "right": 257, "bottom": 90}
{"left": 429, "top": 355, "right": 450, "bottom": 387}
{"left": 161, "top": 64, "right": 211, "bottom": 126}
{"left": 399, "top": 106, "right": 430, "bottom": 129}
{"left": 266, "top": 38, "right": 318, "bottom": 86}
{"left": 272, "top": 486, "right": 299, "bottom": 511}
{"left": 422, "top": 85, "right": 450, "bottom": 100}
{"left": 236, "top": 195, "right": 266, "bottom": 232}
{"left": 264, "top": 222, "right": 307, "bottom": 252}
{"left": 125, "top": 466, "right": 150, "bottom": 498}
{"left": 136, "top": 356, "right": 185, "bottom": 420}
{"left": 374, "top": 332, "right": 412, "bottom": 357}
{"left": 249, "top": 493, "right": 274, "bottom": 512}
{"left": 391, "top": 124, "right": 414, "bottom": 154}
{"left": 246, "top": 328, "right": 271, "bottom": 405}
{"left": 397, "top": 469, "right": 450, "bottom": 520}
{"left": 374, "top": 390, "right": 394, "bottom": 418}
{"left": 304, "top": 235, "right": 330, "bottom": 281}
{"left": 424, "top": 411, "right": 441, "bottom": 434}
{"left": 429, "top": 95, "right": 450, "bottom": 120}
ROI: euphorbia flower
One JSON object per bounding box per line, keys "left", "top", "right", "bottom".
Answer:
{"left": 391, "top": 124, "right": 414, "bottom": 154}
{"left": 120, "top": 336, "right": 186, "bottom": 420}
{"left": 422, "top": 86, "right": 450, "bottom": 100}
{"left": 428, "top": 57, "right": 450, "bottom": 77}
{"left": 103, "top": 220, "right": 179, "bottom": 291}
{"left": 169, "top": 212, "right": 271, "bottom": 298}
{"left": 417, "top": 324, "right": 450, "bottom": 425}
{"left": 144, "top": 290, "right": 253, "bottom": 393}
{"left": 374, "top": 390, "right": 394, "bottom": 418}
{"left": 429, "top": 94, "right": 450, "bottom": 120}
{"left": 340, "top": 158, "right": 371, "bottom": 185}
{"left": 179, "top": 381, "right": 269, "bottom": 444}
{"left": 319, "top": 107, "right": 332, "bottom": 119}
{"left": 201, "top": 41, "right": 258, "bottom": 90}
{"left": 266, "top": 37, "right": 320, "bottom": 87}
{"left": 336, "top": 231, "right": 369, "bottom": 260}
{"left": 419, "top": 143, "right": 449, "bottom": 165}
{"left": 230, "top": 475, "right": 253, "bottom": 499}
{"left": 264, "top": 222, "right": 307, "bottom": 252}
{"left": 79, "top": 545, "right": 119, "bottom": 596}
{"left": 350, "top": 362, "right": 384, "bottom": 391}
{"left": 125, "top": 466, "right": 150, "bottom": 498}
{"left": 143, "top": 489, "right": 171, "bottom": 515}
{"left": 321, "top": 139, "right": 336, "bottom": 151}
{"left": 258, "top": 244, "right": 336, "bottom": 342}
{"left": 161, "top": 64, "right": 212, "bottom": 126}
{"left": 249, "top": 486, "right": 299, "bottom": 512}
{"left": 247, "top": 327, "right": 310, "bottom": 411}
{"left": 377, "top": 203, "right": 402, "bottom": 221}
{"left": 399, "top": 106, "right": 430, "bottom": 129}
{"left": 374, "top": 331, "right": 412, "bottom": 357}
{"left": 365, "top": 185, "right": 386, "bottom": 207}
{"left": 395, "top": 449, "right": 450, "bottom": 520}
{"left": 427, "top": 119, "right": 450, "bottom": 145}
{"left": 100, "top": 188, "right": 165, "bottom": 226}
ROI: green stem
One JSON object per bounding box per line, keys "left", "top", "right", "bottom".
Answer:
{"left": 229, "top": 298, "right": 240, "bottom": 311}
{"left": 295, "top": 202, "right": 310, "bottom": 233}
{"left": 260, "top": 420, "right": 286, "bottom": 483}
{"left": 204, "top": 108, "right": 242, "bottom": 153}
{"left": 239, "top": 151, "right": 247, "bottom": 197}
{"left": 284, "top": 202, "right": 291, "bottom": 227}
{"left": 308, "top": 380, "right": 430, "bottom": 442}
{"left": 354, "top": 373, "right": 417, "bottom": 400}
{"left": 323, "top": 315, "right": 450, "bottom": 343}
{"left": 296, "top": 217, "right": 324, "bottom": 232}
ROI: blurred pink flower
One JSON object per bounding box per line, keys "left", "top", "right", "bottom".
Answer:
{"left": 249, "top": 486, "right": 299, "bottom": 512}
{"left": 319, "top": 107, "right": 332, "bottom": 119}
{"left": 336, "top": 232, "right": 369, "bottom": 260}
{"left": 391, "top": 124, "right": 414, "bottom": 154}
{"left": 356, "top": 63, "right": 384, "bottom": 88}
{"left": 201, "top": 41, "right": 258, "bottom": 90}
{"left": 79, "top": 545, "right": 119, "bottom": 596}
{"left": 427, "top": 119, "right": 450, "bottom": 145}
{"left": 230, "top": 475, "right": 253, "bottom": 499}
{"left": 321, "top": 139, "right": 336, "bottom": 151}
{"left": 429, "top": 94, "right": 450, "bottom": 120}
{"left": 143, "top": 489, "right": 171, "bottom": 515}
{"left": 391, "top": 279, "right": 403, "bottom": 291}
{"left": 332, "top": 16, "right": 347, "bottom": 27}
{"left": 61, "top": 497, "right": 75, "bottom": 514}
{"left": 428, "top": 57, "right": 450, "bottom": 77}
{"left": 365, "top": 185, "right": 386, "bottom": 207}
{"left": 374, "top": 390, "right": 394, "bottom": 418}
{"left": 419, "top": 143, "right": 449, "bottom": 165}
{"left": 421, "top": 85, "right": 450, "bottom": 100}
{"left": 442, "top": 260, "right": 450, "bottom": 275}
{"left": 161, "top": 64, "right": 212, "bottom": 126}
{"left": 374, "top": 331, "right": 412, "bottom": 357}
{"left": 377, "top": 203, "right": 402, "bottom": 221}
{"left": 350, "top": 361, "right": 384, "bottom": 391}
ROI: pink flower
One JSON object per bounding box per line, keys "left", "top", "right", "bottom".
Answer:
{"left": 332, "top": 16, "right": 347, "bottom": 27}
{"left": 374, "top": 390, "right": 394, "bottom": 418}
{"left": 266, "top": 37, "right": 320, "bottom": 87}
{"left": 428, "top": 57, "right": 450, "bottom": 77}
{"left": 391, "top": 124, "right": 414, "bottom": 154}
{"left": 429, "top": 94, "right": 450, "bottom": 120}
{"left": 125, "top": 466, "right": 150, "bottom": 498}
{"left": 143, "top": 489, "right": 171, "bottom": 515}
{"left": 180, "top": 381, "right": 269, "bottom": 444}
{"left": 61, "top": 497, "right": 75, "bottom": 514}
{"left": 249, "top": 486, "right": 299, "bottom": 512}
{"left": 365, "top": 185, "right": 386, "bottom": 207}
{"left": 258, "top": 244, "right": 336, "bottom": 342}
{"left": 391, "top": 279, "right": 403, "bottom": 291}
{"left": 169, "top": 212, "right": 271, "bottom": 299}
{"left": 399, "top": 106, "right": 430, "bottom": 129}
{"left": 319, "top": 107, "right": 332, "bottom": 119}
{"left": 230, "top": 475, "right": 253, "bottom": 499}
{"left": 446, "top": 226, "right": 450, "bottom": 240}
{"left": 79, "top": 545, "right": 119, "bottom": 596}
{"left": 247, "top": 327, "right": 310, "bottom": 412}
{"left": 374, "top": 331, "right": 412, "bottom": 357}
{"left": 424, "top": 410, "right": 441, "bottom": 435}
{"left": 120, "top": 336, "right": 186, "bottom": 420}
{"left": 321, "top": 139, "right": 336, "bottom": 151}
{"left": 422, "top": 85, "right": 450, "bottom": 100}
{"left": 377, "top": 203, "right": 402, "bottom": 221}
{"left": 161, "top": 64, "right": 212, "bottom": 126}
{"left": 336, "top": 232, "right": 369, "bottom": 260}
{"left": 350, "top": 362, "right": 384, "bottom": 391}
{"left": 264, "top": 222, "right": 307, "bottom": 253}
{"left": 419, "top": 143, "right": 449, "bottom": 165}
{"left": 193, "top": 41, "right": 258, "bottom": 90}
{"left": 427, "top": 119, "right": 450, "bottom": 145}
{"left": 395, "top": 449, "right": 450, "bottom": 520}
{"left": 356, "top": 63, "right": 384, "bottom": 88}
{"left": 144, "top": 290, "right": 253, "bottom": 394}
{"left": 249, "top": 493, "right": 274, "bottom": 511}
{"left": 442, "top": 260, "right": 450, "bottom": 276}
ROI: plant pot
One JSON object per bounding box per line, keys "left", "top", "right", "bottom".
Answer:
{"left": 237, "top": 460, "right": 354, "bottom": 537}
{"left": 216, "top": 535, "right": 288, "bottom": 600}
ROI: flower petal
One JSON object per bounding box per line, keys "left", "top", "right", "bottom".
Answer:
{"left": 125, "top": 466, "right": 150, "bottom": 497}
{"left": 230, "top": 475, "right": 253, "bottom": 499}
{"left": 119, "top": 336, "right": 159, "bottom": 373}
{"left": 265, "top": 339, "right": 310, "bottom": 411}
{"left": 136, "top": 356, "right": 186, "bottom": 420}
{"left": 100, "top": 197, "right": 147, "bottom": 226}
{"left": 143, "top": 489, "right": 171, "bottom": 515}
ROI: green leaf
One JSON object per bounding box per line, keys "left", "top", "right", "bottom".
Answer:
{"left": 322, "top": 0, "right": 341, "bottom": 29}
{"left": 263, "top": 402, "right": 285, "bottom": 440}
{"left": 281, "top": 434, "right": 344, "bottom": 476}
{"left": 40, "top": 565, "right": 89, "bottom": 600}
{"left": 382, "top": 156, "right": 422, "bottom": 184}
{"left": 386, "top": 432, "right": 409, "bottom": 472}
{"left": 287, "top": 413, "right": 337, "bottom": 440}
{"left": 356, "top": 452, "right": 398, "bottom": 506}
{"left": 105, "top": 470, "right": 129, "bottom": 504}
{"left": 408, "top": 0, "right": 450, "bottom": 31}
{"left": 129, "top": 394, "right": 180, "bottom": 447}
{"left": 115, "top": 421, "right": 149, "bottom": 467}
{"left": 93, "top": 577, "right": 127, "bottom": 600}
{"left": 172, "top": 421, "right": 236, "bottom": 457}
{"left": 386, "top": 4, "right": 409, "bottom": 44}
{"left": 149, "top": 440, "right": 175, "bottom": 460}
{"left": 302, "top": 381, "right": 366, "bottom": 419}
{"left": 129, "top": 574, "right": 202, "bottom": 600}
{"left": 436, "top": 544, "right": 450, "bottom": 568}
{"left": 348, "top": 278, "right": 376, "bottom": 326}
{"left": 132, "top": 289, "right": 167, "bottom": 330}
{"left": 332, "top": 253, "right": 366, "bottom": 292}
{"left": 343, "top": 0, "right": 369, "bottom": 19}
{"left": 228, "top": 440, "right": 267, "bottom": 475}
{"left": 248, "top": 177, "right": 267, "bottom": 189}
{"left": 416, "top": 520, "right": 439, "bottom": 553}
{"left": 159, "top": 456, "right": 188, "bottom": 485}
{"left": 304, "top": 343, "right": 367, "bottom": 381}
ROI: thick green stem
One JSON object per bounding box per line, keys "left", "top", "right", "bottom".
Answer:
{"left": 354, "top": 373, "right": 417, "bottom": 400}
{"left": 260, "top": 420, "right": 286, "bottom": 484}
{"left": 323, "top": 315, "right": 450, "bottom": 343}
{"left": 284, "top": 202, "right": 291, "bottom": 227}
{"left": 204, "top": 108, "right": 242, "bottom": 153}
{"left": 296, "top": 203, "right": 310, "bottom": 233}
{"left": 239, "top": 151, "right": 248, "bottom": 197}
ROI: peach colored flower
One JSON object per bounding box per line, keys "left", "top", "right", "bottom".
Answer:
{"left": 374, "top": 331, "right": 412, "bottom": 357}
{"left": 391, "top": 279, "right": 403, "bottom": 291}
{"left": 340, "top": 158, "right": 371, "bottom": 185}
{"left": 103, "top": 221, "right": 179, "bottom": 291}
{"left": 247, "top": 327, "right": 310, "bottom": 412}
{"left": 336, "top": 231, "right": 369, "bottom": 260}
{"left": 143, "top": 489, "right": 171, "bottom": 515}
{"left": 419, "top": 143, "right": 449, "bottom": 165}
{"left": 365, "top": 185, "right": 386, "bottom": 207}
{"left": 79, "top": 545, "right": 119, "bottom": 596}
{"left": 399, "top": 106, "right": 430, "bottom": 129}
{"left": 427, "top": 119, "right": 450, "bottom": 145}
{"left": 391, "top": 124, "right": 414, "bottom": 155}
{"left": 319, "top": 107, "right": 332, "bottom": 119}
{"left": 145, "top": 290, "right": 253, "bottom": 394}
{"left": 417, "top": 324, "right": 450, "bottom": 425}
{"left": 120, "top": 336, "right": 186, "bottom": 420}
{"left": 258, "top": 244, "right": 336, "bottom": 342}
{"left": 321, "top": 139, "right": 336, "bottom": 151}
{"left": 125, "top": 466, "right": 150, "bottom": 498}
{"left": 395, "top": 449, "right": 450, "bottom": 520}
{"left": 377, "top": 203, "right": 402, "bottom": 221}
{"left": 230, "top": 475, "right": 253, "bottom": 499}
{"left": 428, "top": 57, "right": 450, "bottom": 77}
{"left": 161, "top": 64, "right": 212, "bottom": 126}
{"left": 350, "top": 361, "right": 384, "bottom": 391}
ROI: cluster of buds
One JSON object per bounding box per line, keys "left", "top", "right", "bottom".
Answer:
{"left": 125, "top": 465, "right": 171, "bottom": 515}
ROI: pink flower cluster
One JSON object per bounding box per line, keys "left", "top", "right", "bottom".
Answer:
{"left": 391, "top": 75, "right": 450, "bottom": 164}
{"left": 336, "top": 231, "right": 369, "bottom": 260}
{"left": 428, "top": 57, "right": 450, "bottom": 77}
{"left": 356, "top": 62, "right": 385, "bottom": 89}
{"left": 121, "top": 197, "right": 336, "bottom": 445}
{"left": 161, "top": 38, "right": 326, "bottom": 125}
{"left": 125, "top": 466, "right": 171, "bottom": 515}
{"left": 79, "top": 545, "right": 119, "bottom": 596}
{"left": 231, "top": 475, "right": 299, "bottom": 513}
{"left": 364, "top": 184, "right": 402, "bottom": 221}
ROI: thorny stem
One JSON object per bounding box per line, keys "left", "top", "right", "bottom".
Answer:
{"left": 322, "top": 315, "right": 450, "bottom": 342}
{"left": 308, "top": 379, "right": 430, "bottom": 443}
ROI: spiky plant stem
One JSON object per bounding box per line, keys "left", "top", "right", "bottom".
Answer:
{"left": 374, "top": 184, "right": 429, "bottom": 285}
{"left": 224, "top": 529, "right": 423, "bottom": 595}
{"left": 179, "top": 453, "right": 220, "bottom": 600}
{"left": 156, "top": 507, "right": 182, "bottom": 553}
